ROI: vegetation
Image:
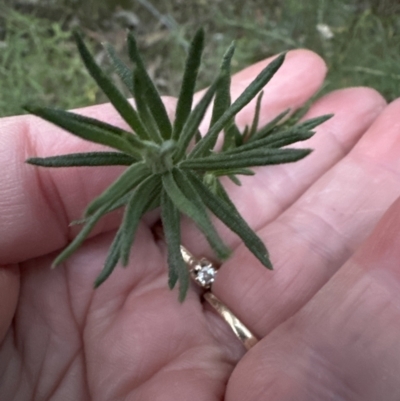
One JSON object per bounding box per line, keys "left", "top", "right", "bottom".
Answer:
{"left": 1, "top": 0, "right": 399, "bottom": 117}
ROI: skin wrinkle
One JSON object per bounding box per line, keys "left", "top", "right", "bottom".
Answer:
{"left": 30, "top": 333, "right": 51, "bottom": 401}
{"left": 279, "top": 206, "right": 353, "bottom": 266}
{"left": 13, "top": 260, "right": 85, "bottom": 400}
{"left": 64, "top": 264, "right": 91, "bottom": 401}
{"left": 87, "top": 292, "right": 175, "bottom": 395}
{"left": 66, "top": 259, "right": 96, "bottom": 333}
{"left": 270, "top": 264, "right": 400, "bottom": 400}
{"left": 1, "top": 330, "right": 26, "bottom": 399}
{"left": 86, "top": 299, "right": 205, "bottom": 400}
{"left": 353, "top": 146, "right": 400, "bottom": 185}
{"left": 290, "top": 327, "right": 361, "bottom": 400}
{"left": 130, "top": 349, "right": 213, "bottom": 400}
{"left": 44, "top": 350, "right": 87, "bottom": 401}
{"left": 132, "top": 362, "right": 228, "bottom": 401}
{"left": 24, "top": 121, "right": 70, "bottom": 247}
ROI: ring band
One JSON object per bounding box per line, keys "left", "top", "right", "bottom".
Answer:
{"left": 203, "top": 292, "right": 259, "bottom": 350}
{"left": 180, "top": 246, "right": 258, "bottom": 350}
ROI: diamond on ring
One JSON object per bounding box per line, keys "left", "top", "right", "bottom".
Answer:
{"left": 191, "top": 259, "right": 217, "bottom": 289}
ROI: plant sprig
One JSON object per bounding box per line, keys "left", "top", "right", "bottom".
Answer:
{"left": 25, "top": 28, "right": 332, "bottom": 301}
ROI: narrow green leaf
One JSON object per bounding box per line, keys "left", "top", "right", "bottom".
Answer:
{"left": 74, "top": 32, "right": 150, "bottom": 140}
{"left": 173, "top": 28, "right": 205, "bottom": 139}
{"left": 181, "top": 148, "right": 312, "bottom": 170}
{"left": 94, "top": 229, "right": 123, "bottom": 288}
{"left": 213, "top": 168, "right": 255, "bottom": 177}
{"left": 164, "top": 169, "right": 231, "bottom": 260}
{"left": 168, "top": 263, "right": 179, "bottom": 292}
{"left": 133, "top": 70, "right": 163, "bottom": 143}
{"left": 228, "top": 174, "right": 241, "bottom": 186}
{"left": 53, "top": 200, "right": 113, "bottom": 266}
{"left": 185, "top": 171, "right": 272, "bottom": 269}
{"left": 173, "top": 77, "right": 220, "bottom": 162}
{"left": 222, "top": 128, "right": 314, "bottom": 155}
{"left": 262, "top": 130, "right": 314, "bottom": 149}
{"left": 296, "top": 114, "right": 333, "bottom": 130}
{"left": 85, "top": 162, "right": 151, "bottom": 217}
{"left": 27, "top": 152, "right": 136, "bottom": 167}
{"left": 161, "top": 189, "right": 189, "bottom": 301}
{"left": 173, "top": 169, "right": 231, "bottom": 260}
{"left": 194, "top": 130, "right": 202, "bottom": 144}
{"left": 104, "top": 42, "right": 134, "bottom": 93}
{"left": 215, "top": 179, "right": 239, "bottom": 209}
{"left": 249, "top": 108, "right": 291, "bottom": 141}
{"left": 128, "top": 32, "right": 172, "bottom": 139}
{"left": 209, "top": 42, "right": 235, "bottom": 128}
{"left": 222, "top": 122, "right": 243, "bottom": 151}
{"left": 190, "top": 53, "right": 286, "bottom": 158}
{"left": 246, "top": 91, "right": 264, "bottom": 141}
{"left": 120, "top": 174, "right": 162, "bottom": 266}
{"left": 24, "top": 106, "right": 144, "bottom": 158}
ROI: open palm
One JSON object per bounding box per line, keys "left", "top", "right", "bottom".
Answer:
{"left": 1, "top": 49, "right": 400, "bottom": 400}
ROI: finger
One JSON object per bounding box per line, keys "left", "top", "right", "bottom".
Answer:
{"left": 213, "top": 98, "right": 400, "bottom": 338}
{"left": 226, "top": 196, "right": 400, "bottom": 401}
{"left": 182, "top": 86, "right": 386, "bottom": 257}
{"left": 0, "top": 50, "right": 324, "bottom": 264}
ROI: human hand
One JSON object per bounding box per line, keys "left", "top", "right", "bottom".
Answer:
{"left": 0, "top": 48, "right": 398, "bottom": 400}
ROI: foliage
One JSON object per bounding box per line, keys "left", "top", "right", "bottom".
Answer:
{"left": 25, "top": 30, "right": 330, "bottom": 300}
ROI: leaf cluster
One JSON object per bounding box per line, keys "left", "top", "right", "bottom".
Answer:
{"left": 25, "top": 28, "right": 332, "bottom": 301}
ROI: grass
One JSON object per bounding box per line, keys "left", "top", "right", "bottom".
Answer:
{"left": 0, "top": 6, "right": 98, "bottom": 117}
{"left": 0, "top": 0, "right": 399, "bottom": 117}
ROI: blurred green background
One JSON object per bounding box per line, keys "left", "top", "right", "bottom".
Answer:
{"left": 0, "top": 0, "right": 399, "bottom": 117}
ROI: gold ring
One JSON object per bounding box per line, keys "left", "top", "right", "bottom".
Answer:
{"left": 180, "top": 246, "right": 258, "bottom": 350}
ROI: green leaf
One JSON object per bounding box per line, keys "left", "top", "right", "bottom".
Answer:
{"left": 209, "top": 41, "right": 235, "bottom": 128}
{"left": 94, "top": 229, "right": 123, "bottom": 288}
{"left": 213, "top": 168, "right": 255, "bottom": 177}
{"left": 74, "top": 32, "right": 150, "bottom": 140}
{"left": 85, "top": 162, "right": 151, "bottom": 217}
{"left": 24, "top": 106, "right": 144, "bottom": 158}
{"left": 173, "top": 77, "right": 220, "bottom": 162}
{"left": 104, "top": 42, "right": 134, "bottom": 93}
{"left": 246, "top": 91, "right": 264, "bottom": 141}
{"left": 120, "top": 174, "right": 162, "bottom": 266}
{"left": 222, "top": 122, "right": 243, "bottom": 151}
{"left": 172, "top": 169, "right": 231, "bottom": 259}
{"left": 215, "top": 179, "right": 239, "bottom": 209}
{"left": 190, "top": 53, "right": 286, "bottom": 158}
{"left": 185, "top": 171, "right": 272, "bottom": 269}
{"left": 128, "top": 32, "right": 172, "bottom": 139}
{"left": 53, "top": 200, "right": 114, "bottom": 266}
{"left": 162, "top": 170, "right": 231, "bottom": 260}
{"left": 296, "top": 114, "right": 333, "bottom": 130}
{"left": 249, "top": 108, "right": 291, "bottom": 142}
{"left": 181, "top": 147, "right": 312, "bottom": 170}
{"left": 173, "top": 28, "right": 205, "bottom": 139}
{"left": 27, "top": 152, "right": 136, "bottom": 167}
{"left": 194, "top": 130, "right": 202, "bottom": 144}
{"left": 132, "top": 70, "right": 163, "bottom": 143}
{"left": 261, "top": 130, "right": 314, "bottom": 149}
{"left": 228, "top": 174, "right": 241, "bottom": 186}
{"left": 161, "top": 189, "right": 189, "bottom": 301}
{"left": 222, "top": 128, "right": 314, "bottom": 155}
